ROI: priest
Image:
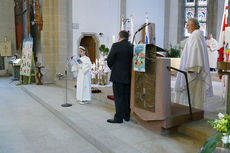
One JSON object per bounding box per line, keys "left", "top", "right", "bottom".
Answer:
{"left": 206, "top": 34, "right": 218, "bottom": 71}
{"left": 174, "top": 18, "right": 213, "bottom": 110}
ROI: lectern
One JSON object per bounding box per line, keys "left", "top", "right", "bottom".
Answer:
{"left": 131, "top": 44, "right": 203, "bottom": 129}
{"left": 131, "top": 44, "right": 171, "bottom": 121}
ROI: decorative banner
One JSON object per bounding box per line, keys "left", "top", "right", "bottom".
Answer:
{"left": 0, "top": 41, "right": 11, "bottom": 56}
{"left": 133, "top": 44, "right": 146, "bottom": 72}
{"left": 217, "top": 0, "right": 229, "bottom": 62}
{"left": 16, "top": 24, "right": 21, "bottom": 49}
{"left": 225, "top": 27, "right": 230, "bottom": 63}
{"left": 20, "top": 38, "right": 33, "bottom": 76}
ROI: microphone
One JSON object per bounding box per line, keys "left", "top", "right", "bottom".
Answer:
{"left": 132, "top": 23, "right": 150, "bottom": 44}
{"left": 136, "top": 23, "right": 150, "bottom": 32}
{"left": 70, "top": 55, "right": 76, "bottom": 60}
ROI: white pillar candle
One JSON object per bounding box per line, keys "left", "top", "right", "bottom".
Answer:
{"left": 112, "top": 35, "right": 115, "bottom": 44}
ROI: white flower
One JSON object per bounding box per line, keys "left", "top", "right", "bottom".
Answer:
{"left": 222, "top": 135, "right": 230, "bottom": 144}
{"left": 218, "top": 113, "right": 225, "bottom": 119}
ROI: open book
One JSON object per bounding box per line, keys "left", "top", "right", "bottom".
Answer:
{"left": 74, "top": 57, "right": 83, "bottom": 65}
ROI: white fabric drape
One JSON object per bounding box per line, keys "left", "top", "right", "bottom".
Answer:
{"left": 174, "top": 29, "right": 213, "bottom": 109}
{"left": 206, "top": 38, "right": 218, "bottom": 68}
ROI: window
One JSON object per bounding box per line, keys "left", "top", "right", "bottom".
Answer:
{"left": 184, "top": 0, "right": 208, "bottom": 37}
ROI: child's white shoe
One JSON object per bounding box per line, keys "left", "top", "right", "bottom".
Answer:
{"left": 79, "top": 101, "right": 88, "bottom": 105}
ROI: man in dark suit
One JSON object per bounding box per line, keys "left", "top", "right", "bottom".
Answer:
{"left": 107, "top": 30, "right": 133, "bottom": 123}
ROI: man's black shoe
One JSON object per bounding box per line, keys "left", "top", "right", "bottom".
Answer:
{"left": 107, "top": 119, "right": 123, "bottom": 123}
{"left": 124, "top": 118, "right": 130, "bottom": 122}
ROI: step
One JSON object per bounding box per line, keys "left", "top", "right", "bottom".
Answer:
{"left": 177, "top": 119, "right": 216, "bottom": 144}
{"left": 55, "top": 79, "right": 114, "bottom": 106}
{"left": 21, "top": 85, "right": 141, "bottom": 153}
{"left": 53, "top": 78, "right": 217, "bottom": 146}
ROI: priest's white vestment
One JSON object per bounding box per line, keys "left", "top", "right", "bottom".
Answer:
{"left": 206, "top": 38, "right": 218, "bottom": 68}
{"left": 174, "top": 29, "right": 213, "bottom": 109}
{"left": 74, "top": 56, "right": 92, "bottom": 101}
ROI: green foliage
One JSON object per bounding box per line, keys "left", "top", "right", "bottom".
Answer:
{"left": 209, "top": 113, "right": 230, "bottom": 135}
{"left": 200, "top": 113, "right": 230, "bottom": 153}
{"left": 199, "top": 132, "right": 222, "bottom": 153}
{"left": 99, "top": 44, "right": 109, "bottom": 55}
{"left": 165, "top": 45, "right": 181, "bottom": 58}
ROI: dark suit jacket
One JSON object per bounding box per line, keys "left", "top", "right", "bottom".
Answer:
{"left": 107, "top": 39, "right": 133, "bottom": 84}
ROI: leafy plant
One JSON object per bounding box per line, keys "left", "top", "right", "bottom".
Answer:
{"left": 199, "top": 113, "right": 230, "bottom": 153}
{"left": 165, "top": 44, "right": 181, "bottom": 58}
{"left": 99, "top": 44, "right": 109, "bottom": 55}
{"left": 199, "top": 132, "right": 222, "bottom": 153}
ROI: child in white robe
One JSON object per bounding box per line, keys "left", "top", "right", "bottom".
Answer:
{"left": 73, "top": 46, "right": 92, "bottom": 104}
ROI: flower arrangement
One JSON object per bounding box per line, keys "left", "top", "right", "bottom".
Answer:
{"left": 209, "top": 113, "right": 230, "bottom": 135}
{"left": 199, "top": 113, "right": 230, "bottom": 153}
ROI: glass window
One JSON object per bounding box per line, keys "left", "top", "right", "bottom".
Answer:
{"left": 198, "top": 7, "right": 207, "bottom": 23}
{"left": 198, "top": 0, "right": 207, "bottom": 6}
{"left": 186, "top": 0, "right": 195, "bottom": 6}
{"left": 184, "top": 0, "right": 208, "bottom": 37}
{"left": 185, "top": 8, "right": 195, "bottom": 21}
{"left": 184, "top": 23, "right": 190, "bottom": 37}
{"left": 200, "top": 23, "right": 206, "bottom": 35}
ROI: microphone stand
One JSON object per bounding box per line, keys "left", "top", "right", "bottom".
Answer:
{"left": 61, "top": 57, "right": 72, "bottom": 107}
{"left": 132, "top": 23, "right": 150, "bottom": 45}
{"left": 132, "top": 30, "right": 139, "bottom": 45}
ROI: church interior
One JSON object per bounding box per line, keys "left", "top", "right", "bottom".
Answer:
{"left": 0, "top": 0, "right": 230, "bottom": 153}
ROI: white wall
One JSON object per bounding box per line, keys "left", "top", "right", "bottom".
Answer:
{"left": 126, "top": 0, "right": 165, "bottom": 48}
{"left": 72, "top": 0, "right": 121, "bottom": 56}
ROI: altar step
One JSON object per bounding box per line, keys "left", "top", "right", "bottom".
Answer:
{"left": 177, "top": 119, "right": 216, "bottom": 144}
{"left": 55, "top": 78, "right": 216, "bottom": 144}
{"left": 132, "top": 103, "right": 203, "bottom": 131}
{"left": 165, "top": 103, "right": 204, "bottom": 128}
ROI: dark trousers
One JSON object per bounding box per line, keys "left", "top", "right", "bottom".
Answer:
{"left": 113, "top": 82, "right": 131, "bottom": 121}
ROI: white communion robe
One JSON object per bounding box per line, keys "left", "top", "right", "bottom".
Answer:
{"left": 206, "top": 38, "right": 218, "bottom": 68}
{"left": 174, "top": 29, "right": 213, "bottom": 109}
{"left": 73, "top": 56, "right": 92, "bottom": 101}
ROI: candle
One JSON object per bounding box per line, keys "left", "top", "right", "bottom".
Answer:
{"left": 130, "top": 15, "right": 134, "bottom": 43}
{"left": 96, "top": 59, "right": 98, "bottom": 68}
{"left": 92, "top": 63, "right": 95, "bottom": 71}
{"left": 112, "top": 35, "right": 115, "bottom": 44}
{"left": 99, "top": 59, "right": 101, "bottom": 65}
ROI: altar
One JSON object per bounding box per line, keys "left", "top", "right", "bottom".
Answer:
{"left": 91, "top": 57, "right": 111, "bottom": 87}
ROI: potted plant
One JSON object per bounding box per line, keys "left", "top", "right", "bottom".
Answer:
{"left": 165, "top": 44, "right": 181, "bottom": 75}
{"left": 165, "top": 44, "right": 181, "bottom": 58}
{"left": 99, "top": 44, "right": 109, "bottom": 56}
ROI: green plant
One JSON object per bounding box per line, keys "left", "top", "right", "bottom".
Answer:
{"left": 165, "top": 44, "right": 181, "bottom": 58}
{"left": 199, "top": 113, "right": 230, "bottom": 153}
{"left": 99, "top": 44, "right": 109, "bottom": 55}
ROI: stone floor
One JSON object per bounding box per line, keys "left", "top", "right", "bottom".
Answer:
{"left": 0, "top": 71, "right": 225, "bottom": 153}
